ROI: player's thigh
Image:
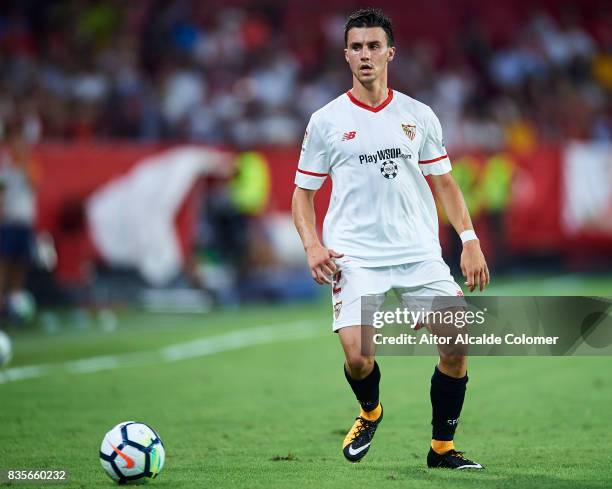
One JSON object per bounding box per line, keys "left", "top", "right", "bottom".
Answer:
{"left": 394, "top": 260, "right": 466, "bottom": 356}
{"left": 394, "top": 259, "right": 463, "bottom": 312}
{"left": 426, "top": 306, "right": 469, "bottom": 359}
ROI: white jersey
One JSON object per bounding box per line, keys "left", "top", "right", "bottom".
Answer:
{"left": 0, "top": 153, "right": 36, "bottom": 225}
{"left": 295, "top": 89, "right": 451, "bottom": 267}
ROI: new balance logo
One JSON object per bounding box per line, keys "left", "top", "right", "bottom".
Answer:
{"left": 342, "top": 131, "right": 357, "bottom": 141}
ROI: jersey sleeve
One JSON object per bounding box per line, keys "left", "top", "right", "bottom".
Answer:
{"left": 294, "top": 116, "right": 330, "bottom": 190}
{"left": 419, "top": 110, "right": 452, "bottom": 176}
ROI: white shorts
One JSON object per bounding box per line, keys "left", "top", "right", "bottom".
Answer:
{"left": 330, "top": 257, "right": 463, "bottom": 332}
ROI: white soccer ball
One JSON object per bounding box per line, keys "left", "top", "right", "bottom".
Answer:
{"left": 99, "top": 421, "right": 165, "bottom": 484}
{"left": 0, "top": 330, "right": 12, "bottom": 367}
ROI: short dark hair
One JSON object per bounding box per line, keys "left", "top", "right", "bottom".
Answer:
{"left": 344, "top": 8, "right": 394, "bottom": 47}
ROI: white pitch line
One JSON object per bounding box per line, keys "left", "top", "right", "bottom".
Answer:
{"left": 0, "top": 320, "right": 322, "bottom": 384}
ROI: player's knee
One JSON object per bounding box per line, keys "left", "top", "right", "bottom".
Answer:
{"left": 345, "top": 354, "right": 374, "bottom": 379}
{"left": 438, "top": 355, "right": 467, "bottom": 377}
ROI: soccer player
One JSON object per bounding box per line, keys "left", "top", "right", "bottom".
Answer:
{"left": 292, "top": 8, "right": 489, "bottom": 469}
{"left": 0, "top": 122, "right": 40, "bottom": 322}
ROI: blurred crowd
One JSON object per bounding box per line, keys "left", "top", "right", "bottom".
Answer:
{"left": 0, "top": 0, "right": 610, "bottom": 150}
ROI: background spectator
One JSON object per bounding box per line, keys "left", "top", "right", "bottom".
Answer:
{"left": 0, "top": 1, "right": 609, "bottom": 147}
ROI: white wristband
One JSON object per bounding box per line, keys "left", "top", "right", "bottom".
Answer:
{"left": 460, "top": 230, "right": 478, "bottom": 244}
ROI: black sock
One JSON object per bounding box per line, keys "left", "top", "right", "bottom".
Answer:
{"left": 430, "top": 366, "right": 468, "bottom": 440}
{"left": 344, "top": 361, "right": 380, "bottom": 412}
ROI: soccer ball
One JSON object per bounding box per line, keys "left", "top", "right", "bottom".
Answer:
{"left": 0, "top": 330, "right": 12, "bottom": 367}
{"left": 99, "top": 421, "right": 165, "bottom": 484}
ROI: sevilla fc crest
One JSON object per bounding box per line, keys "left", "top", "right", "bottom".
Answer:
{"left": 402, "top": 123, "right": 416, "bottom": 141}
{"left": 333, "top": 300, "right": 343, "bottom": 319}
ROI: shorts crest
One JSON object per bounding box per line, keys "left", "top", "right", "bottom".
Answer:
{"left": 333, "top": 300, "right": 343, "bottom": 319}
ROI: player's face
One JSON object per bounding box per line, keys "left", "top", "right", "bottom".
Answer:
{"left": 344, "top": 27, "right": 395, "bottom": 85}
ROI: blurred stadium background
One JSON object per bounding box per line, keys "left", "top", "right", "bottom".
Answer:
{"left": 1, "top": 0, "right": 611, "bottom": 320}
{"left": 1, "top": 0, "right": 612, "bottom": 314}
{"left": 0, "top": 1, "right": 611, "bottom": 486}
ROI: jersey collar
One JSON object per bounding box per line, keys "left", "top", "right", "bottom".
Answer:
{"left": 346, "top": 88, "right": 393, "bottom": 113}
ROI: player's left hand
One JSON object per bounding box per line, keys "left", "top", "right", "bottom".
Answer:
{"left": 460, "top": 240, "right": 489, "bottom": 292}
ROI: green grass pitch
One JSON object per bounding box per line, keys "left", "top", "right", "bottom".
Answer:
{"left": 1, "top": 274, "right": 612, "bottom": 488}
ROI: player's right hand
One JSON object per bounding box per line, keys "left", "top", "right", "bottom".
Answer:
{"left": 306, "top": 244, "right": 344, "bottom": 285}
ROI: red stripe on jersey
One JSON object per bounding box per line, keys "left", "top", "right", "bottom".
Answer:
{"left": 419, "top": 154, "right": 448, "bottom": 164}
{"left": 346, "top": 88, "right": 393, "bottom": 113}
{"left": 297, "top": 168, "right": 328, "bottom": 177}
